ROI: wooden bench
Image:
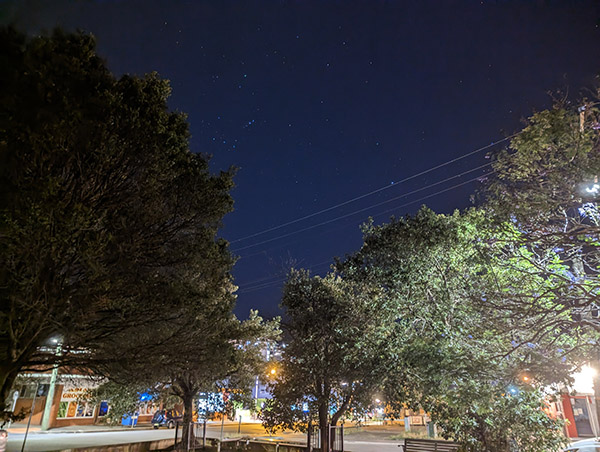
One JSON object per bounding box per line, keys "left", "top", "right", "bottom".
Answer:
{"left": 400, "top": 438, "right": 460, "bottom": 452}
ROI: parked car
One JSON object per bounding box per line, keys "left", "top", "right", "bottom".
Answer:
{"left": 563, "top": 438, "right": 600, "bottom": 452}
{"left": 152, "top": 409, "right": 182, "bottom": 429}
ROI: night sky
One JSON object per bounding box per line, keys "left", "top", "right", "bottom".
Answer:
{"left": 3, "top": 1, "right": 600, "bottom": 319}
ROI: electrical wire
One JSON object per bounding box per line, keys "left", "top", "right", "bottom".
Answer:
{"left": 237, "top": 278, "right": 287, "bottom": 293}
{"left": 372, "top": 171, "right": 495, "bottom": 219}
{"left": 236, "top": 171, "right": 494, "bottom": 293}
{"left": 233, "top": 162, "right": 493, "bottom": 253}
{"left": 238, "top": 259, "right": 334, "bottom": 293}
{"left": 230, "top": 134, "right": 515, "bottom": 244}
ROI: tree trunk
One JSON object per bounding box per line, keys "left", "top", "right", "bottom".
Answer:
{"left": 179, "top": 383, "right": 196, "bottom": 451}
{"left": 318, "top": 402, "right": 329, "bottom": 452}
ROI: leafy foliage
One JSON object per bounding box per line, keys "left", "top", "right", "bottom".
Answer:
{"left": 261, "top": 270, "right": 393, "bottom": 450}
{"left": 0, "top": 27, "right": 234, "bottom": 421}
{"left": 429, "top": 384, "right": 566, "bottom": 452}
{"left": 484, "top": 99, "right": 600, "bottom": 336}
{"left": 88, "top": 381, "right": 152, "bottom": 425}
{"left": 338, "top": 207, "right": 572, "bottom": 452}
{"left": 482, "top": 95, "right": 600, "bottom": 445}
{"left": 102, "top": 304, "right": 280, "bottom": 440}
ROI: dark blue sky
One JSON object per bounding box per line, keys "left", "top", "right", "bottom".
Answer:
{"left": 3, "top": 0, "right": 600, "bottom": 318}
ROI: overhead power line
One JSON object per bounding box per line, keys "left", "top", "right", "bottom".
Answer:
{"left": 233, "top": 163, "right": 493, "bottom": 253}
{"left": 230, "top": 134, "right": 515, "bottom": 245}
{"left": 236, "top": 172, "right": 495, "bottom": 293}
{"left": 237, "top": 173, "right": 491, "bottom": 291}
{"left": 237, "top": 259, "right": 333, "bottom": 293}
{"left": 372, "top": 171, "right": 495, "bottom": 219}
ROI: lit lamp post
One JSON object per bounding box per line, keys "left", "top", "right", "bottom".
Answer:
{"left": 41, "top": 337, "right": 62, "bottom": 431}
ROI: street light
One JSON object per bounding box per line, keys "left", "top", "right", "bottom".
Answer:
{"left": 41, "top": 336, "right": 62, "bottom": 431}
{"left": 586, "top": 184, "right": 600, "bottom": 194}
{"left": 572, "top": 364, "right": 597, "bottom": 394}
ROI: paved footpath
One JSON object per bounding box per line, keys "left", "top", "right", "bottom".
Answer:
{"left": 5, "top": 421, "right": 409, "bottom": 452}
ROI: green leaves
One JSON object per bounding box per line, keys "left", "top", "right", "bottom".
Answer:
{"left": 336, "top": 207, "right": 573, "bottom": 451}
{"left": 482, "top": 96, "right": 600, "bottom": 350}
{"left": 267, "top": 92, "right": 600, "bottom": 451}
{"left": 427, "top": 385, "right": 566, "bottom": 452}
{"left": 262, "top": 270, "right": 389, "bottom": 438}
{"left": 0, "top": 27, "right": 236, "bottom": 421}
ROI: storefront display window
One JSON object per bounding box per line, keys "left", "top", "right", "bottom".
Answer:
{"left": 98, "top": 401, "right": 109, "bottom": 417}
{"left": 56, "top": 384, "right": 96, "bottom": 419}
{"left": 16, "top": 383, "right": 49, "bottom": 398}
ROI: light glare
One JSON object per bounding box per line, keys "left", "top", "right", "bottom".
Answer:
{"left": 572, "top": 365, "right": 597, "bottom": 394}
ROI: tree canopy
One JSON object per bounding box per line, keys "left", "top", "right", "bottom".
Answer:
{"left": 338, "top": 208, "right": 572, "bottom": 452}
{"left": 482, "top": 94, "right": 600, "bottom": 442}
{"left": 261, "top": 270, "right": 394, "bottom": 451}
{"left": 482, "top": 98, "right": 600, "bottom": 335}
{"left": 0, "top": 27, "right": 235, "bottom": 421}
{"left": 268, "top": 207, "right": 578, "bottom": 451}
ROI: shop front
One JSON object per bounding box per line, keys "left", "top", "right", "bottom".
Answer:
{"left": 53, "top": 381, "right": 100, "bottom": 428}
{"left": 558, "top": 393, "right": 599, "bottom": 438}
{"left": 546, "top": 365, "right": 600, "bottom": 439}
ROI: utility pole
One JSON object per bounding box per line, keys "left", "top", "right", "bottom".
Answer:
{"left": 579, "top": 105, "right": 586, "bottom": 132}
{"left": 21, "top": 386, "right": 39, "bottom": 452}
{"left": 41, "top": 341, "right": 62, "bottom": 431}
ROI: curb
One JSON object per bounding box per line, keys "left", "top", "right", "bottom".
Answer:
{"left": 6, "top": 426, "right": 156, "bottom": 435}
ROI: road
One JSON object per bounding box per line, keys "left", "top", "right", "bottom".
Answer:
{"left": 6, "top": 422, "right": 406, "bottom": 452}
{"left": 7, "top": 423, "right": 298, "bottom": 452}
{"left": 7, "top": 429, "right": 174, "bottom": 452}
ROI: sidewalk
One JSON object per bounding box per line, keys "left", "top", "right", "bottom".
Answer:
{"left": 5, "top": 422, "right": 154, "bottom": 435}
{"left": 6, "top": 418, "right": 262, "bottom": 435}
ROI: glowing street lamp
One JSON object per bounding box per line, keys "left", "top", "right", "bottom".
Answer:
{"left": 41, "top": 336, "right": 62, "bottom": 431}
{"left": 586, "top": 184, "right": 600, "bottom": 194}
{"left": 572, "top": 364, "right": 598, "bottom": 394}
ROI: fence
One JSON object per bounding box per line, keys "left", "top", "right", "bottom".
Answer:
{"left": 173, "top": 420, "right": 208, "bottom": 450}
{"left": 307, "top": 423, "right": 344, "bottom": 452}
{"left": 220, "top": 439, "right": 308, "bottom": 452}
{"left": 173, "top": 421, "right": 344, "bottom": 452}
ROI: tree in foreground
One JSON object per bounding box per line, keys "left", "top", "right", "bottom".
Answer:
{"left": 338, "top": 208, "right": 574, "bottom": 452}
{"left": 483, "top": 95, "right": 600, "bottom": 424}
{"left": 483, "top": 96, "right": 600, "bottom": 335}
{"left": 97, "top": 302, "right": 280, "bottom": 442}
{"left": 165, "top": 310, "right": 279, "bottom": 443}
{"left": 0, "top": 28, "right": 234, "bottom": 422}
{"left": 261, "top": 270, "right": 394, "bottom": 452}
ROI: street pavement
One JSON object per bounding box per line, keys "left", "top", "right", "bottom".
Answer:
{"left": 6, "top": 428, "right": 174, "bottom": 452}
{"left": 5, "top": 421, "right": 409, "bottom": 452}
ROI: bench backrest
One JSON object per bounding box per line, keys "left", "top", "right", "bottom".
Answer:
{"left": 404, "top": 438, "right": 460, "bottom": 452}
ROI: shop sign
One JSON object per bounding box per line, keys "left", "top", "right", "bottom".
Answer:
{"left": 57, "top": 382, "right": 96, "bottom": 419}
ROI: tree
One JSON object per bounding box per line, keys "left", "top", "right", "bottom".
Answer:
{"left": 0, "top": 27, "right": 234, "bottom": 421}
{"left": 89, "top": 381, "right": 155, "bottom": 426}
{"left": 484, "top": 97, "right": 600, "bottom": 335}
{"left": 483, "top": 95, "right": 600, "bottom": 426}
{"left": 158, "top": 310, "right": 280, "bottom": 444}
{"left": 338, "top": 207, "right": 573, "bottom": 452}
{"left": 97, "top": 299, "right": 280, "bottom": 443}
{"left": 261, "top": 270, "right": 394, "bottom": 452}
